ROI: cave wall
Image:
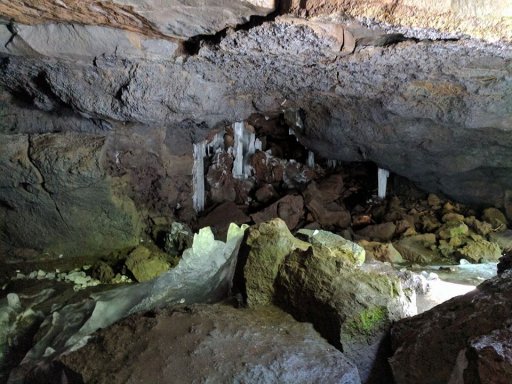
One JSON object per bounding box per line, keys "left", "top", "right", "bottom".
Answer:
{"left": 0, "top": 0, "right": 511, "bottom": 261}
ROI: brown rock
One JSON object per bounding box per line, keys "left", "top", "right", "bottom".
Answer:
{"left": 427, "top": 193, "right": 442, "bottom": 207}
{"left": 442, "top": 212, "right": 465, "bottom": 223}
{"left": 251, "top": 194, "right": 304, "bottom": 230}
{"left": 359, "top": 240, "right": 404, "bottom": 264}
{"left": 394, "top": 234, "right": 440, "bottom": 264}
{"left": 356, "top": 222, "right": 396, "bottom": 242}
{"left": 254, "top": 184, "right": 277, "bottom": 203}
{"left": 352, "top": 214, "right": 372, "bottom": 228}
{"left": 199, "top": 202, "right": 250, "bottom": 240}
{"left": 306, "top": 198, "right": 351, "bottom": 229}
{"left": 390, "top": 272, "right": 512, "bottom": 384}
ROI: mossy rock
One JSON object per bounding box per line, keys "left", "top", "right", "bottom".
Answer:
{"left": 482, "top": 208, "right": 508, "bottom": 229}
{"left": 346, "top": 306, "right": 388, "bottom": 337}
{"left": 457, "top": 237, "right": 502, "bottom": 263}
{"left": 297, "top": 229, "right": 365, "bottom": 266}
{"left": 438, "top": 221, "right": 469, "bottom": 240}
{"left": 244, "top": 218, "right": 310, "bottom": 307}
{"left": 125, "top": 245, "right": 170, "bottom": 282}
{"left": 359, "top": 241, "right": 404, "bottom": 264}
{"left": 394, "top": 234, "right": 441, "bottom": 264}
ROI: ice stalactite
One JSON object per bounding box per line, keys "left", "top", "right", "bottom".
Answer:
{"left": 307, "top": 151, "right": 315, "bottom": 168}
{"left": 232, "top": 121, "right": 261, "bottom": 180}
{"left": 378, "top": 168, "right": 390, "bottom": 199}
{"left": 192, "top": 142, "right": 206, "bottom": 212}
{"left": 193, "top": 131, "right": 225, "bottom": 212}
{"left": 327, "top": 160, "right": 338, "bottom": 169}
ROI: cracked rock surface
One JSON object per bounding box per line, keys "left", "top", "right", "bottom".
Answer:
{"left": 0, "top": 1, "right": 511, "bottom": 260}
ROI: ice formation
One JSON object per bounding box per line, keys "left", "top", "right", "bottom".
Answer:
{"left": 232, "top": 122, "right": 261, "bottom": 179}
{"left": 8, "top": 224, "right": 248, "bottom": 382}
{"left": 378, "top": 168, "right": 390, "bottom": 199}
{"left": 307, "top": 151, "right": 315, "bottom": 168}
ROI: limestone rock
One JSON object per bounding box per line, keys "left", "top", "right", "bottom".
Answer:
{"left": 275, "top": 246, "right": 416, "bottom": 383}
{"left": 51, "top": 304, "right": 361, "bottom": 384}
{"left": 390, "top": 271, "right": 512, "bottom": 384}
{"left": 90, "top": 261, "right": 115, "bottom": 284}
{"left": 464, "top": 216, "right": 493, "bottom": 237}
{"left": 164, "top": 222, "right": 193, "bottom": 256}
{"left": 251, "top": 194, "right": 304, "bottom": 230}
{"left": 489, "top": 229, "right": 512, "bottom": 251}
{"left": 360, "top": 241, "right": 404, "bottom": 264}
{"left": 243, "top": 219, "right": 310, "bottom": 307}
{"left": 394, "top": 234, "right": 441, "bottom": 264}
{"left": 0, "top": 0, "right": 276, "bottom": 40}
{"left": 482, "top": 207, "right": 508, "bottom": 229}
{"left": 125, "top": 245, "right": 170, "bottom": 282}
{"left": 456, "top": 236, "right": 502, "bottom": 263}
{"left": 438, "top": 221, "right": 469, "bottom": 240}
{"left": 356, "top": 222, "right": 396, "bottom": 242}
{"left": 297, "top": 228, "right": 365, "bottom": 266}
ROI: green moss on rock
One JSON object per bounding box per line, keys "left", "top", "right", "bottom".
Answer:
{"left": 346, "top": 306, "right": 388, "bottom": 336}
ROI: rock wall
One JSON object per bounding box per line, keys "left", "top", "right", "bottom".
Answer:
{"left": 0, "top": 1, "right": 511, "bottom": 260}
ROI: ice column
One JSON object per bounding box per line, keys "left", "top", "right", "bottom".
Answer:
{"left": 378, "top": 168, "right": 390, "bottom": 199}
{"left": 232, "top": 122, "right": 245, "bottom": 178}
{"left": 307, "top": 151, "right": 315, "bottom": 168}
{"left": 192, "top": 142, "right": 206, "bottom": 212}
{"left": 232, "top": 122, "right": 261, "bottom": 179}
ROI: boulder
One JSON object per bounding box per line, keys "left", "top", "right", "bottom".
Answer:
{"left": 489, "top": 229, "right": 512, "bottom": 251}
{"left": 198, "top": 202, "right": 250, "bottom": 241}
{"left": 254, "top": 184, "right": 278, "bottom": 203}
{"left": 394, "top": 234, "right": 441, "bottom": 264}
{"left": 275, "top": 243, "right": 415, "bottom": 383}
{"left": 456, "top": 236, "right": 502, "bottom": 263}
{"left": 356, "top": 222, "right": 396, "bottom": 242}
{"left": 438, "top": 221, "right": 469, "bottom": 240}
{"left": 243, "top": 219, "right": 310, "bottom": 307}
{"left": 464, "top": 216, "right": 493, "bottom": 236}
{"left": 90, "top": 261, "right": 115, "bottom": 284}
{"left": 360, "top": 241, "right": 404, "bottom": 264}
{"left": 125, "top": 246, "right": 170, "bottom": 282}
{"left": 305, "top": 198, "right": 351, "bottom": 229}
{"left": 49, "top": 304, "right": 361, "bottom": 384}
{"left": 427, "top": 193, "right": 442, "bottom": 208}
{"left": 251, "top": 194, "right": 304, "bottom": 230}
{"left": 164, "top": 222, "right": 193, "bottom": 256}
{"left": 297, "top": 229, "right": 365, "bottom": 266}
{"left": 481, "top": 207, "right": 508, "bottom": 229}
{"left": 451, "top": 326, "right": 512, "bottom": 384}
{"left": 390, "top": 271, "right": 512, "bottom": 384}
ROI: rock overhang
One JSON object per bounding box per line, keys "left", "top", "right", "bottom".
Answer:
{"left": 0, "top": 0, "right": 511, "bottom": 259}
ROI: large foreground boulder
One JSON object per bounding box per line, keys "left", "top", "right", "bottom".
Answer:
{"left": 241, "top": 219, "right": 415, "bottom": 383}
{"left": 275, "top": 246, "right": 416, "bottom": 383}
{"left": 390, "top": 270, "right": 512, "bottom": 384}
{"left": 38, "top": 304, "right": 361, "bottom": 384}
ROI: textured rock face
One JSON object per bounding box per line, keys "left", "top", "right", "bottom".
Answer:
{"left": 43, "top": 304, "right": 361, "bottom": 384}
{"left": 282, "top": 0, "right": 512, "bottom": 42}
{"left": 390, "top": 271, "right": 512, "bottom": 384}
{"left": 0, "top": 133, "right": 141, "bottom": 261}
{"left": 0, "top": 0, "right": 275, "bottom": 39}
{"left": 0, "top": 1, "right": 511, "bottom": 259}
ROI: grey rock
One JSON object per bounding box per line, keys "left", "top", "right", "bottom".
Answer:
{"left": 390, "top": 270, "right": 512, "bottom": 384}
{"left": 275, "top": 239, "right": 416, "bottom": 382}
{"left": 51, "top": 304, "right": 361, "bottom": 384}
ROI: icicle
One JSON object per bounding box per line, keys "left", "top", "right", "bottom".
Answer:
{"left": 378, "top": 168, "right": 390, "bottom": 199}
{"left": 307, "top": 151, "right": 315, "bottom": 168}
{"left": 192, "top": 142, "right": 206, "bottom": 212}
{"left": 327, "top": 159, "right": 337, "bottom": 169}
{"left": 255, "top": 138, "right": 262, "bottom": 151}
{"left": 232, "top": 122, "right": 244, "bottom": 178}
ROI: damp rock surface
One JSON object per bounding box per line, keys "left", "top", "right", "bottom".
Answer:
{"left": 390, "top": 270, "right": 512, "bottom": 384}
{"left": 49, "top": 304, "right": 361, "bottom": 384}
